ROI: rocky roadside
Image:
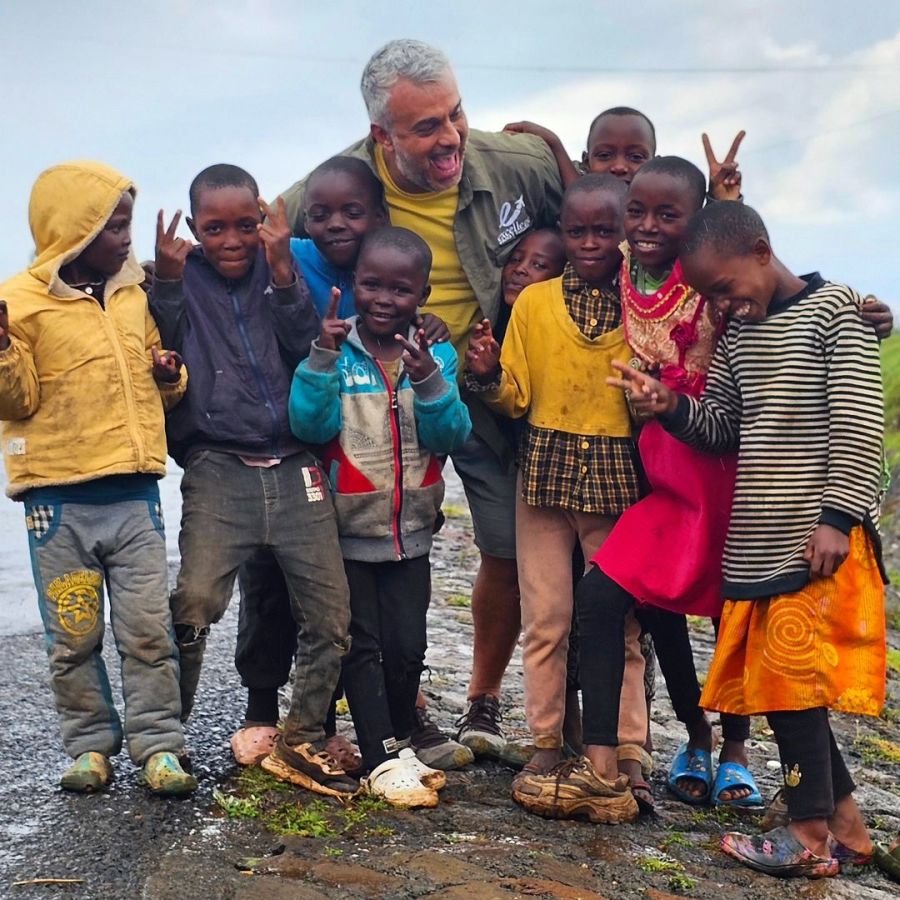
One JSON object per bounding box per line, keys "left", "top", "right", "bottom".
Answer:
{"left": 0, "top": 469, "right": 898, "bottom": 899}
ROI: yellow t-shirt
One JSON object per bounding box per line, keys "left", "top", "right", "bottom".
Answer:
{"left": 375, "top": 147, "right": 481, "bottom": 363}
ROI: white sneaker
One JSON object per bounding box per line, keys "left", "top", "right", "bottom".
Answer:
{"left": 404, "top": 751, "right": 446, "bottom": 791}
{"left": 362, "top": 748, "right": 439, "bottom": 808}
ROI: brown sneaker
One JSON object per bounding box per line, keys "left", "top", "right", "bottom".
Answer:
{"left": 512, "top": 756, "right": 639, "bottom": 825}
{"left": 261, "top": 737, "right": 359, "bottom": 799}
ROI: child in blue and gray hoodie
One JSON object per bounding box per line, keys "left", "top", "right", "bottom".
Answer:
{"left": 289, "top": 226, "right": 470, "bottom": 808}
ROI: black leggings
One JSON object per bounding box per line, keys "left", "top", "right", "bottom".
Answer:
{"left": 342, "top": 555, "right": 431, "bottom": 770}
{"left": 767, "top": 708, "right": 855, "bottom": 820}
{"left": 577, "top": 567, "right": 749, "bottom": 747}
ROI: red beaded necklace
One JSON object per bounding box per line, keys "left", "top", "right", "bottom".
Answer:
{"left": 620, "top": 251, "right": 695, "bottom": 323}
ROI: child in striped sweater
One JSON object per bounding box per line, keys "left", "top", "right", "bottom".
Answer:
{"left": 613, "top": 200, "right": 885, "bottom": 879}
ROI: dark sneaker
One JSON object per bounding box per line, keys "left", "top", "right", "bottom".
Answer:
{"left": 455, "top": 694, "right": 506, "bottom": 758}
{"left": 410, "top": 708, "right": 474, "bottom": 770}
{"left": 60, "top": 752, "right": 113, "bottom": 794}
{"left": 262, "top": 737, "right": 359, "bottom": 799}
{"left": 511, "top": 756, "right": 639, "bottom": 825}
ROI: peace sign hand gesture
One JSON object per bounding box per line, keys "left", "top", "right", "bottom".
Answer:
{"left": 464, "top": 319, "right": 501, "bottom": 382}
{"left": 318, "top": 288, "right": 351, "bottom": 352}
{"left": 606, "top": 360, "right": 677, "bottom": 416}
{"left": 258, "top": 196, "right": 294, "bottom": 288}
{"left": 703, "top": 130, "right": 746, "bottom": 202}
{"left": 155, "top": 210, "right": 194, "bottom": 281}
{"left": 396, "top": 328, "right": 437, "bottom": 382}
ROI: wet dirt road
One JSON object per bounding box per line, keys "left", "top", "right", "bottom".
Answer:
{"left": 1, "top": 466, "right": 898, "bottom": 899}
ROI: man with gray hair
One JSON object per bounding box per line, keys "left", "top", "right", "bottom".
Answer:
{"left": 275, "top": 39, "right": 564, "bottom": 774}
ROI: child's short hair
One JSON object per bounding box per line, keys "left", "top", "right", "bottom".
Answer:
{"left": 633, "top": 156, "right": 706, "bottom": 209}
{"left": 681, "top": 201, "right": 769, "bottom": 260}
{"left": 564, "top": 171, "right": 629, "bottom": 206}
{"left": 359, "top": 226, "right": 432, "bottom": 277}
{"left": 587, "top": 107, "right": 657, "bottom": 152}
{"left": 305, "top": 156, "right": 386, "bottom": 210}
{"left": 189, "top": 164, "right": 260, "bottom": 216}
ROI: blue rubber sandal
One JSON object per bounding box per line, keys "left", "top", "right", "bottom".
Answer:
{"left": 713, "top": 761, "right": 764, "bottom": 808}
{"left": 667, "top": 742, "right": 713, "bottom": 805}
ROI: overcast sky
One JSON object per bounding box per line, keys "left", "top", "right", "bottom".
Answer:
{"left": 2, "top": 1, "right": 899, "bottom": 304}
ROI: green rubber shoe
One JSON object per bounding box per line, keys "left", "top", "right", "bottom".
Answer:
{"left": 60, "top": 752, "right": 113, "bottom": 793}
{"left": 141, "top": 751, "right": 198, "bottom": 796}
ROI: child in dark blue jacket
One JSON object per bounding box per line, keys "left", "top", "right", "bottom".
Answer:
{"left": 151, "top": 164, "right": 357, "bottom": 800}
{"left": 290, "top": 226, "right": 470, "bottom": 807}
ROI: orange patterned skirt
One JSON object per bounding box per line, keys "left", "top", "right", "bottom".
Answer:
{"left": 700, "top": 528, "right": 886, "bottom": 718}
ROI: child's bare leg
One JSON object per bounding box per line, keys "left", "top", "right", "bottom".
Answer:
{"left": 827, "top": 793, "right": 873, "bottom": 854}
{"left": 584, "top": 744, "right": 618, "bottom": 781}
{"left": 467, "top": 553, "right": 520, "bottom": 700}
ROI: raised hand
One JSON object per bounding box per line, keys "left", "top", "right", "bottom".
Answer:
{"left": 803, "top": 524, "right": 849, "bottom": 578}
{"left": 861, "top": 295, "right": 894, "bottom": 341}
{"left": 151, "top": 345, "right": 183, "bottom": 384}
{"left": 0, "top": 300, "right": 10, "bottom": 351}
{"left": 396, "top": 328, "right": 438, "bottom": 382}
{"left": 414, "top": 312, "right": 450, "bottom": 345}
{"left": 464, "top": 319, "right": 501, "bottom": 382}
{"left": 318, "top": 288, "right": 351, "bottom": 352}
{"left": 702, "top": 130, "right": 746, "bottom": 202}
{"left": 258, "top": 196, "right": 294, "bottom": 287}
{"left": 155, "top": 210, "right": 194, "bottom": 281}
{"left": 606, "top": 360, "right": 677, "bottom": 416}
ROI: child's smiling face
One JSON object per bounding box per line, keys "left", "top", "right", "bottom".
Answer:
{"left": 188, "top": 185, "right": 261, "bottom": 281}
{"left": 584, "top": 114, "right": 655, "bottom": 185}
{"left": 625, "top": 171, "right": 698, "bottom": 277}
{"left": 560, "top": 189, "right": 624, "bottom": 285}
{"left": 353, "top": 243, "right": 430, "bottom": 337}
{"left": 304, "top": 170, "right": 386, "bottom": 269}
{"left": 501, "top": 230, "right": 566, "bottom": 306}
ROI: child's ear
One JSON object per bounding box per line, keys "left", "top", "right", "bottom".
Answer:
{"left": 581, "top": 150, "right": 588, "bottom": 167}
{"left": 419, "top": 284, "right": 432, "bottom": 306}
{"left": 752, "top": 238, "right": 772, "bottom": 266}
{"left": 186, "top": 217, "right": 198, "bottom": 241}
{"left": 374, "top": 204, "right": 388, "bottom": 226}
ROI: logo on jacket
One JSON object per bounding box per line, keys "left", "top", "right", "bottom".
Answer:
{"left": 302, "top": 466, "right": 325, "bottom": 502}
{"left": 497, "top": 195, "right": 532, "bottom": 246}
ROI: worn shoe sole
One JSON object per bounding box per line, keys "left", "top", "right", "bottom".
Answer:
{"left": 261, "top": 753, "right": 358, "bottom": 799}
{"left": 458, "top": 731, "right": 506, "bottom": 758}
{"left": 721, "top": 835, "right": 839, "bottom": 879}
{"left": 512, "top": 786, "right": 639, "bottom": 825}
{"left": 144, "top": 774, "right": 198, "bottom": 796}
{"left": 414, "top": 743, "right": 474, "bottom": 771}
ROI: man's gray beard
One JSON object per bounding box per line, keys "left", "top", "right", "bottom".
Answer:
{"left": 392, "top": 143, "right": 464, "bottom": 194}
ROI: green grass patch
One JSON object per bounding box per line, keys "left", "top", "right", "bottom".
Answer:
{"left": 638, "top": 856, "right": 683, "bottom": 873}
{"left": 668, "top": 873, "right": 697, "bottom": 893}
{"left": 854, "top": 734, "right": 900, "bottom": 765}
{"left": 213, "top": 789, "right": 262, "bottom": 819}
{"left": 887, "top": 648, "right": 900, "bottom": 674}
{"left": 235, "top": 766, "right": 292, "bottom": 794}
{"left": 881, "top": 335, "right": 900, "bottom": 468}
{"left": 661, "top": 832, "right": 692, "bottom": 850}
{"left": 267, "top": 799, "right": 336, "bottom": 837}
{"left": 446, "top": 594, "right": 472, "bottom": 608}
{"left": 442, "top": 503, "right": 470, "bottom": 519}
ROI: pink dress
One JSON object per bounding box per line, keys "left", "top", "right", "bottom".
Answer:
{"left": 592, "top": 252, "right": 737, "bottom": 618}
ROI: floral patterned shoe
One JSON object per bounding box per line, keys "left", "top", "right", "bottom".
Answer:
{"left": 828, "top": 835, "right": 874, "bottom": 873}
{"left": 721, "top": 826, "right": 839, "bottom": 879}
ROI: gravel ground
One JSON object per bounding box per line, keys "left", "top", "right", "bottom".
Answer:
{"left": 0, "top": 469, "right": 898, "bottom": 899}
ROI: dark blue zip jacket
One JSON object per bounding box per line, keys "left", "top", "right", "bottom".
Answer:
{"left": 150, "top": 247, "right": 319, "bottom": 466}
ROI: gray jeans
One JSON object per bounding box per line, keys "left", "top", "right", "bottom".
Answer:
{"left": 170, "top": 450, "right": 350, "bottom": 745}
{"left": 25, "top": 495, "right": 184, "bottom": 764}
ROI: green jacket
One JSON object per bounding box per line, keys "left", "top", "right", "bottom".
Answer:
{"left": 278, "top": 129, "right": 564, "bottom": 328}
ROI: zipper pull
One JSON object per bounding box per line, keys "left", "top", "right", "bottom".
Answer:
{"left": 390, "top": 391, "right": 399, "bottom": 410}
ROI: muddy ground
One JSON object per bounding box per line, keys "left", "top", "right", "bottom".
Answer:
{"left": 1, "top": 469, "right": 898, "bottom": 899}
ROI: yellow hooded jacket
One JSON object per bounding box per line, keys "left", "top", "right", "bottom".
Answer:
{"left": 0, "top": 161, "right": 186, "bottom": 499}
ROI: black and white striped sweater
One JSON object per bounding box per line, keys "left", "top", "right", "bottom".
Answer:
{"left": 663, "top": 273, "right": 884, "bottom": 600}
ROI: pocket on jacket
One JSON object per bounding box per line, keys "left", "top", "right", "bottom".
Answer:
{"left": 334, "top": 489, "right": 395, "bottom": 539}
{"left": 25, "top": 502, "right": 62, "bottom": 544}
{"left": 401, "top": 483, "right": 444, "bottom": 536}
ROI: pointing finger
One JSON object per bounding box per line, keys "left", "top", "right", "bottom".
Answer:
{"left": 258, "top": 197, "right": 272, "bottom": 221}
{"left": 725, "top": 130, "right": 747, "bottom": 162}
{"left": 156, "top": 210, "right": 165, "bottom": 243}
{"left": 151, "top": 345, "right": 161, "bottom": 366}
{"left": 326, "top": 287, "right": 341, "bottom": 319}
{"left": 166, "top": 210, "right": 182, "bottom": 239}
{"left": 394, "top": 334, "right": 419, "bottom": 356}
{"left": 701, "top": 132, "right": 716, "bottom": 167}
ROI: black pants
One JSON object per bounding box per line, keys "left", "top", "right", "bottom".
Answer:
{"left": 767, "top": 708, "right": 855, "bottom": 820}
{"left": 638, "top": 607, "right": 750, "bottom": 743}
{"left": 342, "top": 555, "right": 431, "bottom": 771}
{"left": 236, "top": 548, "right": 342, "bottom": 734}
{"left": 577, "top": 567, "right": 750, "bottom": 747}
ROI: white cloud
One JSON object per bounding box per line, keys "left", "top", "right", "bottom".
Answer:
{"left": 761, "top": 37, "right": 829, "bottom": 65}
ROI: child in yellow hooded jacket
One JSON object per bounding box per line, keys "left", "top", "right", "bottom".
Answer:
{"left": 0, "top": 160, "right": 196, "bottom": 796}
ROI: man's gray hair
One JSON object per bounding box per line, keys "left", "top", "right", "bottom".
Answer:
{"left": 360, "top": 39, "right": 453, "bottom": 127}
